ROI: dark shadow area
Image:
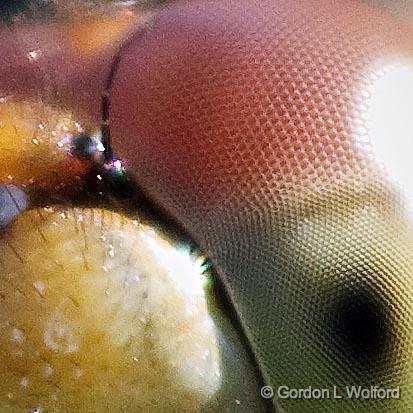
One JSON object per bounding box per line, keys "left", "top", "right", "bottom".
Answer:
{"left": 331, "top": 283, "right": 395, "bottom": 374}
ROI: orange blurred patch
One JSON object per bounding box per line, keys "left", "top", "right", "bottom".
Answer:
{"left": 70, "top": 11, "right": 143, "bottom": 58}
{"left": 0, "top": 98, "right": 95, "bottom": 191}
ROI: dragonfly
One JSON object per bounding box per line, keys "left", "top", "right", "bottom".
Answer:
{"left": 0, "top": 1, "right": 412, "bottom": 412}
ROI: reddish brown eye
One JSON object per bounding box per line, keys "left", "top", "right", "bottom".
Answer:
{"left": 107, "top": 1, "right": 413, "bottom": 412}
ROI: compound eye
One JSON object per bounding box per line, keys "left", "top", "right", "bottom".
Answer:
{"left": 106, "top": 1, "right": 413, "bottom": 412}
